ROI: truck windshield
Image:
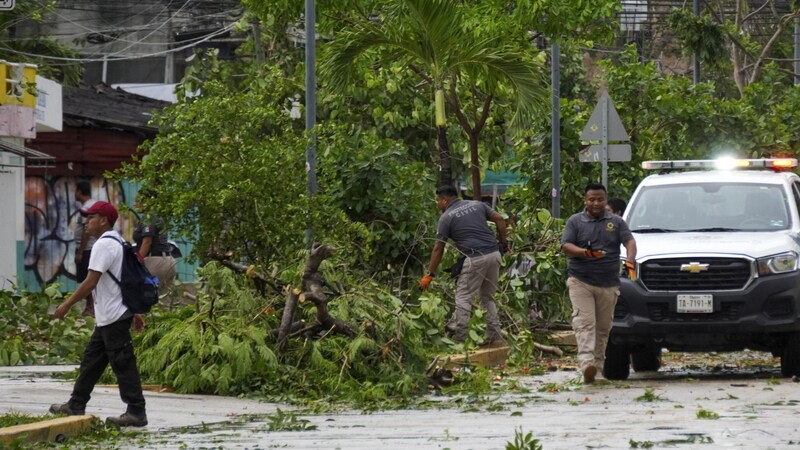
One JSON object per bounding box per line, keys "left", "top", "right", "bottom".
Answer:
{"left": 627, "top": 183, "right": 790, "bottom": 232}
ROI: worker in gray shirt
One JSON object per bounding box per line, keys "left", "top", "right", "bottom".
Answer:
{"left": 420, "top": 185, "right": 510, "bottom": 346}
{"left": 562, "top": 182, "right": 636, "bottom": 383}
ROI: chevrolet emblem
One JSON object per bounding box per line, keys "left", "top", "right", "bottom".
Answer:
{"left": 680, "top": 262, "right": 709, "bottom": 273}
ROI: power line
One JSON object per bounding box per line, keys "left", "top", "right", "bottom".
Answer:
{"left": 0, "top": 21, "right": 238, "bottom": 65}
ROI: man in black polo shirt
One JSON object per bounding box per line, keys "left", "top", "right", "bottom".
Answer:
{"left": 562, "top": 183, "right": 637, "bottom": 383}
{"left": 420, "top": 185, "right": 509, "bottom": 346}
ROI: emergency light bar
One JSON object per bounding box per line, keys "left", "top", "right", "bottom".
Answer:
{"left": 642, "top": 158, "right": 798, "bottom": 171}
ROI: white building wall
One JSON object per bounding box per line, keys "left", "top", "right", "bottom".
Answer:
{"left": 0, "top": 150, "right": 24, "bottom": 291}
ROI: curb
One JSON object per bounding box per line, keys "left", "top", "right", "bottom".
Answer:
{"left": 446, "top": 345, "right": 510, "bottom": 368}
{"left": 0, "top": 416, "right": 95, "bottom": 445}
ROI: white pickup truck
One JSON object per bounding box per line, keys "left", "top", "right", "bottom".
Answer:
{"left": 607, "top": 158, "right": 800, "bottom": 379}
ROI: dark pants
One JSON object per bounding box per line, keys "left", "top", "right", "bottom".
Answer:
{"left": 67, "top": 316, "right": 146, "bottom": 416}
{"left": 76, "top": 250, "right": 91, "bottom": 282}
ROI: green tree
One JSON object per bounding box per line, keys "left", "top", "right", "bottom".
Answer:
{"left": 322, "top": 0, "right": 548, "bottom": 199}
{"left": 0, "top": 2, "right": 83, "bottom": 85}
{"left": 117, "top": 57, "right": 368, "bottom": 270}
{"left": 667, "top": 1, "right": 800, "bottom": 96}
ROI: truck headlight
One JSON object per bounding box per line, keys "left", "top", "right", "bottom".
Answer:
{"left": 757, "top": 252, "right": 798, "bottom": 275}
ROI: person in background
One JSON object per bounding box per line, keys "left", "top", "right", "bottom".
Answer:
{"left": 50, "top": 201, "right": 148, "bottom": 427}
{"left": 606, "top": 198, "right": 627, "bottom": 217}
{"left": 74, "top": 180, "right": 97, "bottom": 317}
{"left": 562, "top": 183, "right": 637, "bottom": 383}
{"left": 419, "top": 185, "right": 510, "bottom": 347}
{"left": 133, "top": 189, "right": 177, "bottom": 299}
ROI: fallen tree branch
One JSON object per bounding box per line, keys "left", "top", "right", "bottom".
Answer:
{"left": 277, "top": 287, "right": 301, "bottom": 351}
{"left": 207, "top": 250, "right": 282, "bottom": 293}
{"left": 534, "top": 342, "right": 563, "bottom": 357}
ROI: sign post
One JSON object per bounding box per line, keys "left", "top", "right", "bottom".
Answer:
{"left": 580, "top": 92, "right": 630, "bottom": 187}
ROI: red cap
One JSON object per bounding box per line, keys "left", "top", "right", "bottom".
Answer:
{"left": 84, "top": 201, "right": 118, "bottom": 225}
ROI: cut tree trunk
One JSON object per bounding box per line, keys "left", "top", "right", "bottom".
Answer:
{"left": 275, "top": 243, "right": 357, "bottom": 353}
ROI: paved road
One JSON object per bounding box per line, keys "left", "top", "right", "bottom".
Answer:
{"left": 2, "top": 355, "right": 800, "bottom": 449}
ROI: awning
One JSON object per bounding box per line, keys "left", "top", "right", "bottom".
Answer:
{"left": 0, "top": 139, "right": 56, "bottom": 168}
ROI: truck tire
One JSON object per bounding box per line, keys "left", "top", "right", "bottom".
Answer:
{"left": 631, "top": 346, "right": 661, "bottom": 372}
{"left": 781, "top": 333, "right": 800, "bottom": 377}
{"left": 603, "top": 341, "right": 631, "bottom": 380}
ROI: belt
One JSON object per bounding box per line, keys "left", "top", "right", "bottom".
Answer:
{"left": 463, "top": 249, "right": 499, "bottom": 257}
{"left": 149, "top": 252, "right": 172, "bottom": 257}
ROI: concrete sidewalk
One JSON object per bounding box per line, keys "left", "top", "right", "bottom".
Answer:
{"left": 3, "top": 356, "right": 799, "bottom": 449}
{"left": 0, "top": 366, "right": 279, "bottom": 433}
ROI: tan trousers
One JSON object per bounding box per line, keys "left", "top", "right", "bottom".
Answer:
{"left": 144, "top": 255, "right": 177, "bottom": 297}
{"left": 567, "top": 277, "right": 619, "bottom": 371}
{"left": 448, "top": 251, "right": 502, "bottom": 342}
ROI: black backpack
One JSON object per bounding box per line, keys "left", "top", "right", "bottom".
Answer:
{"left": 102, "top": 236, "right": 160, "bottom": 314}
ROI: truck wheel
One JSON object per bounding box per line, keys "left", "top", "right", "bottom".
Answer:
{"left": 631, "top": 346, "right": 661, "bottom": 372}
{"left": 781, "top": 333, "right": 800, "bottom": 377}
{"left": 603, "top": 341, "right": 631, "bottom": 380}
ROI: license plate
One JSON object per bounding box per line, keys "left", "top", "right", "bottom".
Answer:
{"left": 677, "top": 294, "right": 713, "bottom": 313}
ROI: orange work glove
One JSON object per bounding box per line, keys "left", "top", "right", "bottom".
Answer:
{"left": 583, "top": 249, "right": 606, "bottom": 258}
{"left": 419, "top": 274, "right": 434, "bottom": 290}
{"left": 623, "top": 261, "right": 637, "bottom": 281}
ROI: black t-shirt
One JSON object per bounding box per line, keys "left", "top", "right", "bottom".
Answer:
{"left": 133, "top": 216, "right": 171, "bottom": 256}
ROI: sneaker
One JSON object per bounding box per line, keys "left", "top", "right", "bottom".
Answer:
{"left": 583, "top": 365, "right": 597, "bottom": 384}
{"left": 49, "top": 403, "right": 84, "bottom": 416}
{"left": 106, "top": 412, "right": 148, "bottom": 427}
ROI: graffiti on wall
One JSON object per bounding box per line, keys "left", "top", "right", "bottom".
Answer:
{"left": 23, "top": 176, "right": 132, "bottom": 285}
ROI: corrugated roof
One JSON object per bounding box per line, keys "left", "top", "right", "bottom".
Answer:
{"left": 62, "top": 83, "right": 171, "bottom": 135}
{"left": 0, "top": 139, "right": 55, "bottom": 168}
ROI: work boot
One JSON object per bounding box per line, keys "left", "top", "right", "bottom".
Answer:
{"left": 49, "top": 402, "right": 84, "bottom": 416}
{"left": 583, "top": 364, "right": 597, "bottom": 384}
{"left": 106, "top": 412, "right": 148, "bottom": 427}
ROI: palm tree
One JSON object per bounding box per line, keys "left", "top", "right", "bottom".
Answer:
{"left": 322, "top": 0, "right": 547, "bottom": 199}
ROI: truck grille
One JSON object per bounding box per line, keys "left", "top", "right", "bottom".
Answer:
{"left": 640, "top": 257, "right": 751, "bottom": 291}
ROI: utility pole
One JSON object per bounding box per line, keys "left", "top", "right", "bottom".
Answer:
{"left": 252, "top": 20, "right": 264, "bottom": 67}
{"left": 692, "top": 0, "right": 700, "bottom": 84}
{"left": 794, "top": 17, "right": 799, "bottom": 86}
{"left": 551, "top": 42, "right": 560, "bottom": 219}
{"left": 305, "top": 0, "right": 317, "bottom": 246}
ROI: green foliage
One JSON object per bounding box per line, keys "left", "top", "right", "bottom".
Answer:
{"left": 505, "top": 427, "right": 543, "bottom": 450}
{"left": 134, "top": 263, "right": 433, "bottom": 404}
{"left": 265, "top": 408, "right": 317, "bottom": 431}
{"left": 320, "top": 0, "right": 549, "bottom": 197}
{"left": 668, "top": 8, "right": 727, "bottom": 66}
{"left": 0, "top": 412, "right": 58, "bottom": 428}
{"left": 507, "top": 0, "right": 620, "bottom": 43}
{"left": 696, "top": 408, "right": 720, "bottom": 419}
{"left": 136, "top": 263, "right": 279, "bottom": 395}
{"left": 0, "top": 2, "right": 83, "bottom": 85}
{"left": 635, "top": 388, "right": 664, "bottom": 402}
{"left": 0, "top": 286, "right": 92, "bottom": 366}
{"left": 117, "top": 57, "right": 369, "bottom": 270}
{"left": 318, "top": 125, "right": 437, "bottom": 276}
{"left": 505, "top": 330, "right": 538, "bottom": 368}
{"left": 600, "top": 46, "right": 800, "bottom": 160}
{"left": 495, "top": 204, "right": 571, "bottom": 324}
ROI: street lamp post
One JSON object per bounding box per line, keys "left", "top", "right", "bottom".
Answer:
{"left": 305, "top": 0, "right": 317, "bottom": 246}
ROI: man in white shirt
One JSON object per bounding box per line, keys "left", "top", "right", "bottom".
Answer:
{"left": 74, "top": 180, "right": 97, "bottom": 317}
{"left": 49, "top": 201, "right": 148, "bottom": 427}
